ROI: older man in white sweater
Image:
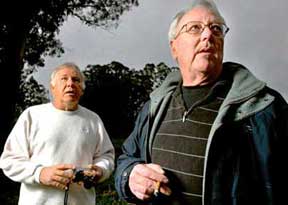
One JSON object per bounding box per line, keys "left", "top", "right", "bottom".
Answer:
{"left": 0, "top": 62, "right": 115, "bottom": 205}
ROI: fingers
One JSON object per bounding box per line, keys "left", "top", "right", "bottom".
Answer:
{"left": 131, "top": 182, "right": 155, "bottom": 200}
{"left": 86, "top": 164, "right": 102, "bottom": 175}
{"left": 133, "top": 163, "right": 168, "bottom": 183}
{"left": 52, "top": 175, "right": 70, "bottom": 184}
{"left": 49, "top": 179, "right": 69, "bottom": 190}
{"left": 55, "top": 167, "right": 74, "bottom": 180}
{"left": 56, "top": 164, "right": 75, "bottom": 170}
{"left": 128, "top": 163, "right": 170, "bottom": 200}
{"left": 160, "top": 184, "right": 172, "bottom": 196}
{"left": 62, "top": 169, "right": 74, "bottom": 178}
{"left": 39, "top": 164, "right": 75, "bottom": 190}
{"left": 40, "top": 164, "right": 105, "bottom": 190}
{"left": 146, "top": 163, "right": 165, "bottom": 175}
{"left": 84, "top": 164, "right": 103, "bottom": 183}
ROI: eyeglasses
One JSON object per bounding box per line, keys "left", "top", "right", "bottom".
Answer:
{"left": 175, "top": 21, "right": 229, "bottom": 39}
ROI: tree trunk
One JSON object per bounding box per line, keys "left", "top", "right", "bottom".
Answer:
{"left": 0, "top": 21, "right": 26, "bottom": 148}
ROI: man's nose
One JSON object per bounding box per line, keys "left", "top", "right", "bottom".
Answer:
{"left": 66, "top": 78, "right": 74, "bottom": 86}
{"left": 200, "top": 27, "right": 213, "bottom": 41}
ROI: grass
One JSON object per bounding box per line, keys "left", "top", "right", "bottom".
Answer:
{"left": 95, "top": 137, "right": 129, "bottom": 205}
{"left": 95, "top": 176, "right": 128, "bottom": 205}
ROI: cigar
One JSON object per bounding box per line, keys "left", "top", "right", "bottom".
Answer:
{"left": 153, "top": 181, "right": 161, "bottom": 196}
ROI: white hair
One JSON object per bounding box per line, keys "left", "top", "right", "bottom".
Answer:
{"left": 50, "top": 62, "right": 86, "bottom": 90}
{"left": 168, "top": 0, "right": 226, "bottom": 41}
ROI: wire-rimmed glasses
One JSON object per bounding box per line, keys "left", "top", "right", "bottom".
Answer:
{"left": 175, "top": 21, "right": 229, "bottom": 39}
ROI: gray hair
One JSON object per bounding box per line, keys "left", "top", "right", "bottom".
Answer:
{"left": 50, "top": 62, "right": 86, "bottom": 90}
{"left": 168, "top": 0, "right": 226, "bottom": 41}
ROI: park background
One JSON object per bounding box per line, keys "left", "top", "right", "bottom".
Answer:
{"left": 0, "top": 0, "right": 287, "bottom": 204}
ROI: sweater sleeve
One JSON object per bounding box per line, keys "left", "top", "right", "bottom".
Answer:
{"left": 0, "top": 109, "right": 42, "bottom": 184}
{"left": 92, "top": 116, "right": 115, "bottom": 183}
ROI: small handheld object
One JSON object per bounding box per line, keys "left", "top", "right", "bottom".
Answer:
{"left": 154, "top": 181, "right": 161, "bottom": 197}
{"left": 64, "top": 168, "right": 95, "bottom": 205}
{"left": 72, "top": 168, "right": 95, "bottom": 189}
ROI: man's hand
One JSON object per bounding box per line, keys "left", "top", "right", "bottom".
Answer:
{"left": 129, "top": 163, "right": 171, "bottom": 200}
{"left": 39, "top": 164, "right": 75, "bottom": 190}
{"left": 85, "top": 164, "right": 103, "bottom": 184}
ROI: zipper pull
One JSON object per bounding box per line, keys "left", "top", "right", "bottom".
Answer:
{"left": 182, "top": 111, "right": 187, "bottom": 122}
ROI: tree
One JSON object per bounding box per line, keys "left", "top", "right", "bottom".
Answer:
{"left": 80, "top": 61, "right": 177, "bottom": 139}
{"left": 81, "top": 61, "right": 139, "bottom": 138}
{"left": 16, "top": 67, "right": 49, "bottom": 119}
{"left": 0, "top": 0, "right": 139, "bottom": 145}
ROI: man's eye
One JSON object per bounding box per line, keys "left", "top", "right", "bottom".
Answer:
{"left": 210, "top": 24, "right": 223, "bottom": 33}
{"left": 61, "top": 77, "right": 68, "bottom": 81}
{"left": 72, "top": 77, "right": 81, "bottom": 83}
{"left": 188, "top": 24, "right": 202, "bottom": 32}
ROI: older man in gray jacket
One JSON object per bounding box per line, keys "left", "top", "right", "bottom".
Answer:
{"left": 115, "top": 1, "right": 288, "bottom": 205}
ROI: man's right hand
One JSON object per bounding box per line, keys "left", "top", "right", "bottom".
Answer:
{"left": 128, "top": 163, "right": 171, "bottom": 200}
{"left": 39, "top": 164, "right": 75, "bottom": 190}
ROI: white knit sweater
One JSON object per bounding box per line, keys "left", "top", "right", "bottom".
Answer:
{"left": 0, "top": 103, "right": 115, "bottom": 205}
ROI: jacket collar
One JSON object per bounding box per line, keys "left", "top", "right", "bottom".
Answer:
{"left": 150, "top": 62, "right": 267, "bottom": 106}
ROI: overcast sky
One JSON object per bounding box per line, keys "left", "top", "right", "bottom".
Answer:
{"left": 34, "top": 0, "right": 288, "bottom": 100}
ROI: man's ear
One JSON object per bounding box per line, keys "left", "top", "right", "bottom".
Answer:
{"left": 50, "top": 84, "right": 54, "bottom": 91}
{"left": 49, "top": 84, "right": 55, "bottom": 96}
{"left": 170, "top": 40, "right": 178, "bottom": 60}
{"left": 79, "top": 88, "right": 84, "bottom": 97}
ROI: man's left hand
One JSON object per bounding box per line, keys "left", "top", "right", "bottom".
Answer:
{"left": 84, "top": 164, "right": 103, "bottom": 184}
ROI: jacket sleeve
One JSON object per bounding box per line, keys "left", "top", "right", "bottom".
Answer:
{"left": 271, "top": 92, "right": 288, "bottom": 204}
{"left": 114, "top": 101, "right": 150, "bottom": 202}
{"left": 253, "top": 88, "right": 288, "bottom": 204}
{"left": 0, "top": 109, "right": 43, "bottom": 184}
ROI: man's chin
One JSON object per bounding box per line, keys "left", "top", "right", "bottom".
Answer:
{"left": 61, "top": 100, "right": 78, "bottom": 110}
{"left": 195, "top": 56, "right": 219, "bottom": 68}
{"left": 63, "top": 95, "right": 79, "bottom": 101}
{"left": 194, "top": 61, "right": 215, "bottom": 72}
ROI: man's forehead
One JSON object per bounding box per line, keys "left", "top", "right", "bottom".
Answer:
{"left": 56, "top": 67, "right": 80, "bottom": 76}
{"left": 178, "top": 6, "right": 220, "bottom": 26}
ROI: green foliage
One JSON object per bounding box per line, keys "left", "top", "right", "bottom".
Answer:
{"left": 72, "top": 0, "right": 139, "bottom": 28}
{"left": 15, "top": 67, "right": 49, "bottom": 118}
{"left": 81, "top": 61, "right": 177, "bottom": 139}
{"left": 0, "top": 0, "right": 139, "bottom": 138}
{"left": 0, "top": 0, "right": 139, "bottom": 68}
{"left": 81, "top": 61, "right": 145, "bottom": 138}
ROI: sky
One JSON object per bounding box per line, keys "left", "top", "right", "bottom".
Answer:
{"left": 34, "top": 0, "right": 288, "bottom": 100}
